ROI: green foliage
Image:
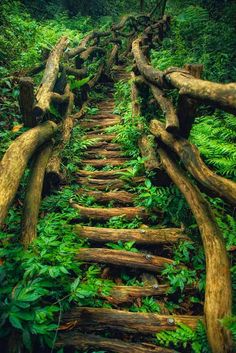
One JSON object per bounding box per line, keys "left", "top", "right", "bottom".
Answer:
{"left": 106, "top": 240, "right": 139, "bottom": 252}
{"left": 220, "top": 316, "right": 236, "bottom": 344}
{"left": 191, "top": 112, "right": 236, "bottom": 180}
{"left": 130, "top": 297, "right": 161, "bottom": 313}
{"left": 156, "top": 321, "right": 210, "bottom": 353}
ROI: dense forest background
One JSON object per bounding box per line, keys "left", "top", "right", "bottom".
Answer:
{"left": 0, "top": 0, "right": 236, "bottom": 352}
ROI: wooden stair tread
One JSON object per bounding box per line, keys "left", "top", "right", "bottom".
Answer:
{"left": 76, "top": 248, "right": 174, "bottom": 272}
{"left": 76, "top": 169, "right": 127, "bottom": 178}
{"left": 74, "top": 225, "right": 188, "bottom": 244}
{"left": 56, "top": 332, "right": 178, "bottom": 353}
{"left": 71, "top": 203, "right": 148, "bottom": 220}
{"left": 83, "top": 134, "right": 116, "bottom": 141}
{"left": 77, "top": 190, "right": 134, "bottom": 204}
{"left": 61, "top": 307, "right": 202, "bottom": 333}
{"left": 81, "top": 158, "right": 128, "bottom": 167}
{"left": 84, "top": 150, "right": 124, "bottom": 158}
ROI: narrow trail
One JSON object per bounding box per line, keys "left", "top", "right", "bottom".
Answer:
{"left": 57, "top": 67, "right": 201, "bottom": 352}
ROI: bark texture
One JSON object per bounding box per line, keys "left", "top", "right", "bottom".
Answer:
{"left": 21, "top": 143, "right": 53, "bottom": 247}
{"left": 157, "top": 147, "right": 232, "bottom": 353}
{"left": 0, "top": 121, "right": 57, "bottom": 227}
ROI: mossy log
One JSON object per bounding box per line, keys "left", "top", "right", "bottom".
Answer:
{"left": 75, "top": 225, "right": 188, "bottom": 244}
{"left": 76, "top": 169, "right": 127, "bottom": 179}
{"left": 61, "top": 307, "right": 202, "bottom": 333}
{"left": 0, "top": 121, "right": 57, "bottom": 227}
{"left": 84, "top": 149, "right": 123, "bottom": 158}
{"left": 80, "top": 117, "right": 120, "bottom": 129}
{"left": 71, "top": 204, "right": 148, "bottom": 220}
{"left": 81, "top": 158, "right": 128, "bottom": 168}
{"left": 76, "top": 248, "right": 174, "bottom": 272}
{"left": 157, "top": 147, "right": 232, "bottom": 353}
{"left": 56, "top": 332, "right": 177, "bottom": 353}
{"left": 21, "top": 143, "right": 53, "bottom": 247}
{"left": 33, "top": 36, "right": 68, "bottom": 118}
{"left": 150, "top": 119, "right": 236, "bottom": 205}
{"left": 107, "top": 45, "right": 119, "bottom": 72}
{"left": 83, "top": 134, "right": 116, "bottom": 142}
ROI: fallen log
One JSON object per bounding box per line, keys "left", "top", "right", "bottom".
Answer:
{"left": 21, "top": 143, "right": 53, "bottom": 247}
{"left": 74, "top": 225, "right": 188, "bottom": 244}
{"left": 0, "top": 121, "right": 57, "bottom": 227}
{"left": 82, "top": 134, "right": 116, "bottom": 142}
{"left": 84, "top": 150, "right": 123, "bottom": 158}
{"left": 77, "top": 177, "right": 126, "bottom": 191}
{"left": 33, "top": 36, "right": 68, "bottom": 118}
{"left": 77, "top": 190, "right": 134, "bottom": 204}
{"left": 80, "top": 46, "right": 106, "bottom": 61}
{"left": 150, "top": 119, "right": 236, "bottom": 205}
{"left": 157, "top": 147, "right": 232, "bottom": 353}
{"left": 76, "top": 248, "right": 174, "bottom": 272}
{"left": 80, "top": 117, "right": 120, "bottom": 129}
{"left": 61, "top": 307, "right": 202, "bottom": 333}
{"left": 107, "top": 45, "right": 119, "bottom": 72}
{"left": 57, "top": 332, "right": 177, "bottom": 353}
{"left": 70, "top": 204, "right": 148, "bottom": 220}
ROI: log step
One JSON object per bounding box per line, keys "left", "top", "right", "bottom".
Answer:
{"left": 86, "top": 142, "right": 121, "bottom": 150}
{"left": 61, "top": 307, "right": 202, "bottom": 334}
{"left": 76, "top": 168, "right": 127, "bottom": 178}
{"left": 107, "top": 285, "right": 171, "bottom": 304}
{"left": 57, "top": 332, "right": 177, "bottom": 353}
{"left": 81, "top": 158, "right": 128, "bottom": 168}
{"left": 77, "top": 190, "right": 134, "bottom": 204}
{"left": 80, "top": 118, "right": 120, "bottom": 129}
{"left": 76, "top": 248, "right": 173, "bottom": 272}
{"left": 77, "top": 177, "right": 125, "bottom": 190}
{"left": 85, "top": 113, "right": 119, "bottom": 120}
{"left": 83, "top": 134, "right": 116, "bottom": 142}
{"left": 71, "top": 204, "right": 148, "bottom": 220}
{"left": 84, "top": 149, "right": 124, "bottom": 158}
{"left": 74, "top": 226, "right": 188, "bottom": 244}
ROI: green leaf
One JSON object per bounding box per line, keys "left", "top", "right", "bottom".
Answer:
{"left": 70, "top": 76, "right": 90, "bottom": 90}
{"left": 9, "top": 314, "right": 23, "bottom": 330}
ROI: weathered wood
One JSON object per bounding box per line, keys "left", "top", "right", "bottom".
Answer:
{"left": 76, "top": 248, "right": 174, "bottom": 272}
{"left": 80, "top": 118, "right": 120, "bottom": 129}
{"left": 165, "top": 70, "right": 236, "bottom": 115}
{"left": 77, "top": 190, "right": 134, "bottom": 204}
{"left": 18, "top": 77, "right": 36, "bottom": 127}
{"left": 77, "top": 177, "right": 126, "bottom": 190}
{"left": 57, "top": 332, "right": 177, "bottom": 353}
{"left": 148, "top": 82, "right": 179, "bottom": 133}
{"left": 107, "top": 284, "right": 171, "bottom": 304}
{"left": 21, "top": 143, "right": 53, "bottom": 247}
{"left": 0, "top": 121, "right": 57, "bottom": 227}
{"left": 83, "top": 134, "right": 116, "bottom": 142}
{"left": 139, "top": 135, "right": 161, "bottom": 171}
{"left": 80, "top": 46, "right": 105, "bottom": 61}
{"left": 33, "top": 36, "right": 68, "bottom": 118}
{"left": 71, "top": 204, "right": 148, "bottom": 220}
{"left": 45, "top": 89, "right": 74, "bottom": 188}
{"left": 131, "top": 72, "right": 160, "bottom": 171}
{"left": 150, "top": 120, "right": 236, "bottom": 205}
{"left": 107, "top": 45, "right": 119, "bottom": 72}
{"left": 61, "top": 307, "right": 202, "bottom": 333}
{"left": 81, "top": 158, "right": 128, "bottom": 168}
{"left": 85, "top": 142, "right": 121, "bottom": 150}
{"left": 84, "top": 149, "right": 123, "bottom": 158}
{"left": 157, "top": 147, "right": 232, "bottom": 353}
{"left": 132, "top": 37, "right": 164, "bottom": 87}
{"left": 75, "top": 225, "right": 188, "bottom": 244}
{"left": 76, "top": 169, "right": 127, "bottom": 179}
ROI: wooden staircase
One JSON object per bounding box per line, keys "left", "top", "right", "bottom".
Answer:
{"left": 57, "top": 67, "right": 203, "bottom": 353}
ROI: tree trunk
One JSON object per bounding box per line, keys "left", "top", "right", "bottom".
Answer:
{"left": 0, "top": 121, "right": 57, "bottom": 227}
{"left": 21, "top": 142, "right": 53, "bottom": 247}
{"left": 157, "top": 147, "right": 232, "bottom": 353}
{"left": 18, "top": 77, "right": 36, "bottom": 127}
